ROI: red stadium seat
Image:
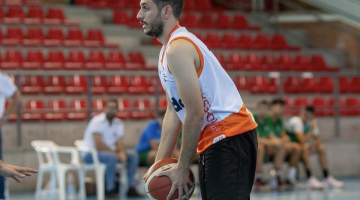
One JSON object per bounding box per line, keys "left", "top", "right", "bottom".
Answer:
{"left": 301, "top": 77, "right": 317, "bottom": 93}
{"left": 276, "top": 54, "right": 294, "bottom": 71}
{"left": 89, "top": 0, "right": 108, "bottom": 8}
{"left": 148, "top": 77, "right": 165, "bottom": 94}
{"left": 214, "top": 53, "right": 227, "bottom": 69}
{"left": 271, "top": 34, "right": 300, "bottom": 51}
{"left": 23, "top": 28, "right": 44, "bottom": 46}
{"left": 107, "top": 0, "right": 127, "bottom": 8}
{"left": 268, "top": 78, "right": 278, "bottom": 94}
{"left": 67, "top": 99, "right": 88, "bottom": 121}
{"left": 117, "top": 98, "right": 132, "bottom": 119}
{"left": 66, "top": 75, "right": 87, "bottom": 94}
{"left": 250, "top": 76, "right": 268, "bottom": 93}
{"left": 44, "top": 51, "right": 65, "bottom": 70}
{"left": 129, "top": 76, "right": 149, "bottom": 94}
{"left": 199, "top": 13, "right": 214, "bottom": 29}
{"left": 2, "top": 28, "right": 23, "bottom": 46}
{"left": 232, "top": 15, "right": 261, "bottom": 30}
{"left": 65, "top": 29, "right": 84, "bottom": 47}
{"left": 25, "top": 7, "right": 44, "bottom": 24}
{"left": 21, "top": 76, "right": 44, "bottom": 94}
{"left": 261, "top": 54, "right": 276, "bottom": 71}
{"left": 294, "top": 98, "right": 309, "bottom": 108}
{"left": 92, "top": 99, "right": 106, "bottom": 116}
{"left": 216, "top": 13, "right": 231, "bottom": 29}
{"left": 108, "top": 76, "right": 130, "bottom": 94}
{"left": 44, "top": 29, "right": 65, "bottom": 46}
{"left": 328, "top": 98, "right": 344, "bottom": 116}
{"left": 23, "top": 51, "right": 44, "bottom": 70}
{"left": 311, "top": 55, "right": 339, "bottom": 71}
{"left": 91, "top": 76, "right": 108, "bottom": 94}
{"left": 180, "top": 13, "right": 198, "bottom": 28}
{"left": 351, "top": 77, "right": 360, "bottom": 93}
{"left": 317, "top": 77, "right": 333, "bottom": 93}
{"left": 234, "top": 76, "right": 250, "bottom": 91}
{"left": 193, "top": 32, "right": 203, "bottom": 41}
{"left": 4, "top": 6, "right": 25, "bottom": 24}
{"left": 0, "top": 7, "right": 5, "bottom": 21}
{"left": 126, "top": 52, "right": 145, "bottom": 70}
{"left": 283, "top": 77, "right": 301, "bottom": 93}
{"left": 159, "top": 98, "right": 167, "bottom": 110}
{"left": 221, "top": 34, "right": 237, "bottom": 49}
{"left": 22, "top": 100, "right": 45, "bottom": 121}
{"left": 127, "top": 12, "right": 142, "bottom": 28}
{"left": 294, "top": 54, "right": 311, "bottom": 71}
{"left": 45, "top": 8, "right": 65, "bottom": 25}
{"left": 44, "top": 76, "right": 66, "bottom": 94}
{"left": 244, "top": 54, "right": 261, "bottom": 71}
{"left": 2, "top": 50, "right": 23, "bottom": 70}
{"left": 45, "top": 99, "right": 67, "bottom": 121}
{"left": 196, "top": 0, "right": 213, "bottom": 11}
{"left": 339, "top": 77, "right": 352, "bottom": 93}
{"left": 342, "top": 98, "right": 360, "bottom": 115}
{"left": 312, "top": 97, "right": 327, "bottom": 116}
{"left": 253, "top": 34, "right": 270, "bottom": 50}
{"left": 75, "top": 0, "right": 90, "bottom": 5}
{"left": 65, "top": 51, "right": 86, "bottom": 70}
{"left": 183, "top": 0, "right": 196, "bottom": 11}
{"left": 204, "top": 33, "right": 221, "bottom": 49}
{"left": 113, "top": 10, "right": 129, "bottom": 25}
{"left": 86, "top": 51, "right": 105, "bottom": 70}
{"left": 106, "top": 51, "right": 126, "bottom": 70}
{"left": 132, "top": 98, "right": 153, "bottom": 119}
{"left": 86, "top": 29, "right": 118, "bottom": 48}
{"left": 238, "top": 34, "right": 254, "bottom": 50}
{"left": 227, "top": 53, "right": 244, "bottom": 70}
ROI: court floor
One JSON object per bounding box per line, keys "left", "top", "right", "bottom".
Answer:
{"left": 8, "top": 177, "right": 360, "bottom": 200}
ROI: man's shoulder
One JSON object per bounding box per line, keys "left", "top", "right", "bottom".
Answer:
{"left": 113, "top": 117, "right": 123, "bottom": 125}
{"left": 288, "top": 116, "right": 302, "bottom": 124}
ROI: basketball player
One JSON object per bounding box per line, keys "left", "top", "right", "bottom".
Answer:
{"left": 137, "top": 1, "right": 258, "bottom": 199}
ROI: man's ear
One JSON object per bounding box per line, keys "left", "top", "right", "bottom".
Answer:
{"left": 162, "top": 5, "right": 173, "bottom": 19}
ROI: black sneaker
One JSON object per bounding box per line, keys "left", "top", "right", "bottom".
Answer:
{"left": 254, "top": 178, "right": 271, "bottom": 191}
{"left": 127, "top": 187, "right": 144, "bottom": 197}
{"left": 106, "top": 189, "right": 119, "bottom": 198}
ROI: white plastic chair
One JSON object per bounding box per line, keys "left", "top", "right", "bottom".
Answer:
{"left": 74, "top": 140, "right": 128, "bottom": 199}
{"left": 32, "top": 140, "right": 85, "bottom": 200}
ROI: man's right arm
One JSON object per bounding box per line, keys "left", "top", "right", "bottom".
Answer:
{"left": 155, "top": 94, "right": 182, "bottom": 162}
{"left": 93, "top": 134, "right": 113, "bottom": 152}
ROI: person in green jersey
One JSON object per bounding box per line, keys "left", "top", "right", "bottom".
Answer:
{"left": 255, "top": 99, "right": 301, "bottom": 188}
{"left": 286, "top": 106, "right": 344, "bottom": 189}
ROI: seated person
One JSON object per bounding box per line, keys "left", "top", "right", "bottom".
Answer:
{"left": 286, "top": 106, "right": 344, "bottom": 189}
{"left": 136, "top": 110, "right": 180, "bottom": 166}
{"left": 82, "top": 99, "right": 142, "bottom": 198}
{"left": 254, "top": 99, "right": 301, "bottom": 188}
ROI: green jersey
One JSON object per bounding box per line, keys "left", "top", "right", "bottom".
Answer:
{"left": 286, "top": 116, "right": 319, "bottom": 143}
{"left": 254, "top": 114, "right": 284, "bottom": 138}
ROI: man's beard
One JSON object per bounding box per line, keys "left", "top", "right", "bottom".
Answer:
{"left": 143, "top": 14, "right": 164, "bottom": 38}
{"left": 106, "top": 114, "right": 115, "bottom": 121}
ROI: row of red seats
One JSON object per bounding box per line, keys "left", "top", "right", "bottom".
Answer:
{"left": 284, "top": 97, "right": 360, "bottom": 116}
{"left": 78, "top": 0, "right": 219, "bottom": 11}
{"left": 7, "top": 98, "right": 167, "bottom": 121}
{"left": 0, "top": 28, "right": 118, "bottom": 48}
{"left": 13, "top": 75, "right": 165, "bottom": 95}
{"left": 153, "top": 33, "right": 299, "bottom": 51}
{"left": 0, "top": 0, "right": 41, "bottom": 6}
{"left": 215, "top": 54, "right": 338, "bottom": 72}
{"left": 234, "top": 76, "right": 277, "bottom": 94}
{"left": 0, "top": 50, "right": 149, "bottom": 70}
{"left": 0, "top": 7, "right": 78, "bottom": 25}
{"left": 180, "top": 13, "right": 261, "bottom": 30}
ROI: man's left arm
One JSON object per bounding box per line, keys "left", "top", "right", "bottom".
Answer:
{"left": 4, "top": 90, "right": 21, "bottom": 117}
{"left": 158, "top": 39, "right": 204, "bottom": 200}
{"left": 116, "top": 138, "right": 127, "bottom": 163}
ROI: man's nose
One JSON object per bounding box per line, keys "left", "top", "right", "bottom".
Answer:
{"left": 137, "top": 10, "right": 142, "bottom": 20}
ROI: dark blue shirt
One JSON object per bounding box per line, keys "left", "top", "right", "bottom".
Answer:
{"left": 135, "top": 120, "right": 161, "bottom": 152}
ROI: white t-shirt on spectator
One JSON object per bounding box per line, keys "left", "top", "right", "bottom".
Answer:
{"left": 0, "top": 72, "right": 17, "bottom": 118}
{"left": 83, "top": 112, "right": 124, "bottom": 152}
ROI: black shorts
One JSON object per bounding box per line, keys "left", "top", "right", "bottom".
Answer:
{"left": 199, "top": 129, "right": 258, "bottom": 200}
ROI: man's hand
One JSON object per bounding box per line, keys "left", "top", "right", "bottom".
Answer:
{"left": 0, "top": 161, "right": 37, "bottom": 182}
{"left": 156, "top": 165, "right": 193, "bottom": 200}
{"left": 117, "top": 152, "right": 127, "bottom": 163}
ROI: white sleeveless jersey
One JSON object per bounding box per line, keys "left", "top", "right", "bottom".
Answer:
{"left": 158, "top": 26, "right": 257, "bottom": 154}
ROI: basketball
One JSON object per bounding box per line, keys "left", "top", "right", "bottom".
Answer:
{"left": 144, "top": 158, "right": 195, "bottom": 200}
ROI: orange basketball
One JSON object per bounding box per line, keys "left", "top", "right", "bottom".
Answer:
{"left": 144, "top": 158, "right": 195, "bottom": 200}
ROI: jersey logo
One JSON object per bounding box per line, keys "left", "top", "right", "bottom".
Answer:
{"left": 213, "top": 134, "right": 225, "bottom": 144}
{"left": 171, "top": 97, "right": 184, "bottom": 112}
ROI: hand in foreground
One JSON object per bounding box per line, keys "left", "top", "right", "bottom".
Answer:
{"left": 117, "top": 152, "right": 127, "bottom": 163}
{"left": 156, "top": 165, "right": 193, "bottom": 200}
{"left": 0, "top": 161, "right": 38, "bottom": 182}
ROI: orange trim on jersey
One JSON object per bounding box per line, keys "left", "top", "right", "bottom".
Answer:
{"left": 161, "top": 25, "right": 181, "bottom": 65}
{"left": 167, "top": 64, "right": 172, "bottom": 74}
{"left": 196, "top": 104, "right": 258, "bottom": 154}
{"left": 170, "top": 37, "right": 204, "bottom": 78}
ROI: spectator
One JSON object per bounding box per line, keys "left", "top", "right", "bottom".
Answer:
{"left": 254, "top": 99, "right": 301, "bottom": 188}
{"left": 286, "top": 106, "right": 344, "bottom": 189}
{"left": 136, "top": 110, "right": 180, "bottom": 166}
{"left": 82, "top": 99, "right": 142, "bottom": 198}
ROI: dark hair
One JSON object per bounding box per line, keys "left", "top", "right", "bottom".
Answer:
{"left": 271, "top": 98, "right": 285, "bottom": 106}
{"left": 106, "top": 99, "right": 118, "bottom": 108}
{"left": 152, "top": 0, "right": 184, "bottom": 19}
{"left": 258, "top": 100, "right": 269, "bottom": 106}
{"left": 157, "top": 110, "right": 166, "bottom": 118}
{"left": 304, "top": 106, "right": 315, "bottom": 113}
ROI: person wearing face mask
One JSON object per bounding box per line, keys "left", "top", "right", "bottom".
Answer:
{"left": 81, "top": 99, "right": 142, "bottom": 198}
